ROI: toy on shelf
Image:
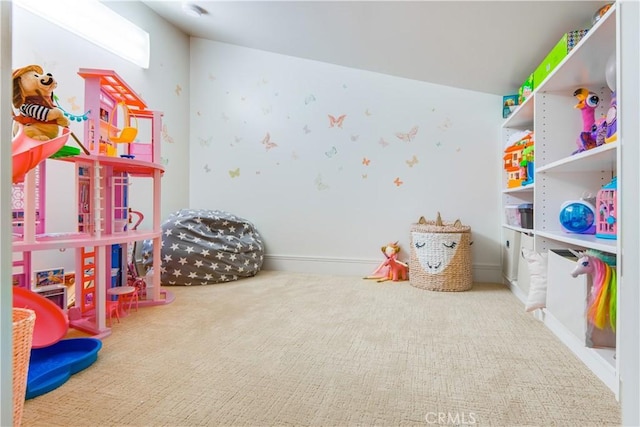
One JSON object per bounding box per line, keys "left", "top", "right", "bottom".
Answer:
{"left": 596, "top": 177, "right": 617, "bottom": 239}
{"left": 559, "top": 195, "right": 596, "bottom": 234}
{"left": 503, "top": 131, "right": 534, "bottom": 188}
{"left": 363, "top": 242, "right": 409, "bottom": 283}
{"left": 570, "top": 250, "right": 617, "bottom": 331}
{"left": 572, "top": 87, "right": 604, "bottom": 154}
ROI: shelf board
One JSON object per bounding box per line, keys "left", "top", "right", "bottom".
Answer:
{"left": 502, "top": 95, "right": 534, "bottom": 129}
{"left": 502, "top": 224, "right": 535, "bottom": 234}
{"left": 502, "top": 184, "right": 534, "bottom": 194}
{"left": 536, "top": 4, "right": 616, "bottom": 94}
{"left": 537, "top": 142, "right": 617, "bottom": 173}
{"left": 536, "top": 230, "right": 617, "bottom": 254}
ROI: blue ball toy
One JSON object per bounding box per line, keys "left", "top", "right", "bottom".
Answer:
{"left": 559, "top": 201, "right": 596, "bottom": 234}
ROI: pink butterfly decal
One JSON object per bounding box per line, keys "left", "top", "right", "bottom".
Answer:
{"left": 261, "top": 133, "right": 278, "bottom": 151}
{"left": 378, "top": 138, "right": 389, "bottom": 148}
{"left": 328, "top": 114, "right": 347, "bottom": 128}
{"left": 395, "top": 126, "right": 418, "bottom": 142}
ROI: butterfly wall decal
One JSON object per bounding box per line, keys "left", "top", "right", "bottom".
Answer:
{"left": 261, "top": 133, "right": 278, "bottom": 151}
{"left": 228, "top": 168, "right": 240, "bottom": 178}
{"left": 162, "top": 124, "right": 175, "bottom": 144}
{"left": 199, "top": 136, "right": 212, "bottom": 147}
{"left": 221, "top": 113, "right": 230, "bottom": 122}
{"left": 438, "top": 118, "right": 452, "bottom": 131}
{"left": 365, "top": 108, "right": 372, "bottom": 116}
{"left": 66, "top": 96, "right": 80, "bottom": 111}
{"left": 204, "top": 164, "right": 211, "bottom": 173}
{"left": 325, "top": 146, "right": 338, "bottom": 158}
{"left": 305, "top": 94, "right": 316, "bottom": 105}
{"left": 394, "top": 177, "right": 404, "bottom": 187}
{"left": 208, "top": 73, "right": 216, "bottom": 80}
{"left": 395, "top": 126, "right": 419, "bottom": 142}
{"left": 175, "top": 84, "right": 182, "bottom": 96}
{"left": 362, "top": 157, "right": 371, "bottom": 166}
{"left": 350, "top": 135, "right": 359, "bottom": 142}
{"left": 406, "top": 155, "right": 419, "bottom": 167}
{"left": 378, "top": 138, "right": 389, "bottom": 148}
{"left": 303, "top": 125, "right": 311, "bottom": 134}
{"left": 362, "top": 174, "right": 368, "bottom": 179}
{"left": 315, "top": 174, "right": 329, "bottom": 191}
{"left": 328, "top": 114, "right": 346, "bottom": 128}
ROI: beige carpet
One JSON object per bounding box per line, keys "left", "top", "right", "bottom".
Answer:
{"left": 21, "top": 271, "right": 620, "bottom": 426}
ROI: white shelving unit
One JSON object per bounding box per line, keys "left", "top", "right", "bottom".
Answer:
{"left": 501, "top": 5, "right": 620, "bottom": 396}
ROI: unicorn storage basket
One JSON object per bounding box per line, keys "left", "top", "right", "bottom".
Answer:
{"left": 409, "top": 214, "right": 473, "bottom": 292}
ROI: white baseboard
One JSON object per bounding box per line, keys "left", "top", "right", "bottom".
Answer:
{"left": 262, "top": 254, "right": 502, "bottom": 282}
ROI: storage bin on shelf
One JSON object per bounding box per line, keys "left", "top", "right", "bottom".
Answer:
{"left": 409, "top": 214, "right": 473, "bottom": 292}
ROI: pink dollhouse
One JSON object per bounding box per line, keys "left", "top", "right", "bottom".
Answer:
{"left": 595, "top": 177, "right": 617, "bottom": 240}
{"left": 12, "top": 68, "right": 173, "bottom": 337}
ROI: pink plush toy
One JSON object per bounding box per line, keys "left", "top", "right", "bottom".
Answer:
{"left": 364, "top": 242, "right": 409, "bottom": 283}
{"left": 572, "top": 87, "right": 602, "bottom": 154}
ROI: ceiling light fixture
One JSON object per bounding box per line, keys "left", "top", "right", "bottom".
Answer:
{"left": 182, "top": 3, "right": 207, "bottom": 18}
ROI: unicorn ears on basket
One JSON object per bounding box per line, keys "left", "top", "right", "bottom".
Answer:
{"left": 418, "top": 213, "right": 464, "bottom": 228}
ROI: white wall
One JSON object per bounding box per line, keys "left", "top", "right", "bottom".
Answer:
{"left": 11, "top": 2, "right": 191, "bottom": 272}
{"left": 189, "top": 39, "right": 502, "bottom": 280}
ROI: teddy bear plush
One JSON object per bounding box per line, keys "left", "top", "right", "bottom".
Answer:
{"left": 12, "top": 64, "right": 70, "bottom": 141}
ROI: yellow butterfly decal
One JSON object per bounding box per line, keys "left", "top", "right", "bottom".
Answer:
{"left": 228, "top": 168, "right": 240, "bottom": 178}
{"left": 261, "top": 133, "right": 278, "bottom": 151}
{"left": 67, "top": 96, "right": 80, "bottom": 111}
{"left": 406, "top": 155, "right": 418, "bottom": 167}
{"left": 162, "top": 124, "right": 175, "bottom": 144}
{"left": 362, "top": 157, "right": 371, "bottom": 166}
{"left": 328, "top": 114, "right": 346, "bottom": 128}
{"left": 394, "top": 177, "right": 404, "bottom": 187}
{"left": 175, "top": 84, "right": 182, "bottom": 96}
{"left": 362, "top": 174, "right": 368, "bottom": 179}
{"left": 395, "top": 126, "right": 418, "bottom": 142}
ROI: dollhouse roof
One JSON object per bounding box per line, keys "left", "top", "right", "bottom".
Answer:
{"left": 78, "top": 68, "right": 147, "bottom": 110}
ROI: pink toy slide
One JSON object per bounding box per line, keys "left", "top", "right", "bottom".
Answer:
{"left": 13, "top": 287, "right": 102, "bottom": 400}
{"left": 12, "top": 287, "right": 69, "bottom": 348}
{"left": 12, "top": 124, "right": 70, "bottom": 183}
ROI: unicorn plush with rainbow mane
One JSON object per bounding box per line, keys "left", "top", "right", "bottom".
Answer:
{"left": 570, "top": 250, "right": 617, "bottom": 331}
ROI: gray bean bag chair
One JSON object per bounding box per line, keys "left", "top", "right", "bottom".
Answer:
{"left": 141, "top": 209, "right": 264, "bottom": 285}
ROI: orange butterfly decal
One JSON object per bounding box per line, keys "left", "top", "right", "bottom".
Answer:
{"left": 395, "top": 126, "right": 418, "bottom": 142}
{"left": 406, "top": 155, "right": 418, "bottom": 167}
{"left": 362, "top": 157, "right": 371, "bottom": 166}
{"left": 328, "top": 114, "right": 347, "bottom": 128}
{"left": 261, "top": 133, "right": 278, "bottom": 151}
{"left": 394, "top": 177, "right": 403, "bottom": 187}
